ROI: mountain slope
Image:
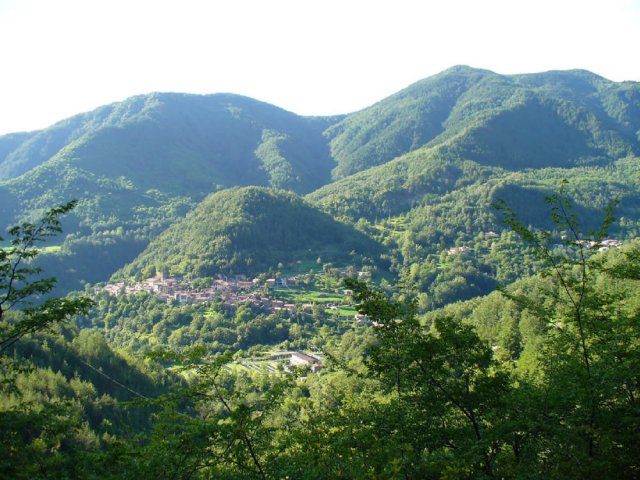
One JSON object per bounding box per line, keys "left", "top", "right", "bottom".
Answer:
{"left": 1, "top": 66, "right": 639, "bottom": 297}
{"left": 307, "top": 141, "right": 640, "bottom": 307}
{"left": 0, "top": 94, "right": 338, "bottom": 294}
{"left": 325, "top": 66, "right": 491, "bottom": 179}
{"left": 0, "top": 92, "right": 336, "bottom": 195}
{"left": 119, "top": 186, "right": 382, "bottom": 279}
{"left": 326, "top": 66, "right": 640, "bottom": 178}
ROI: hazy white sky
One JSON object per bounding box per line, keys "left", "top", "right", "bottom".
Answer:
{"left": 1, "top": 0, "right": 639, "bottom": 135}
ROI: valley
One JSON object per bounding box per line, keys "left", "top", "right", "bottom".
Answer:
{"left": 1, "top": 66, "right": 640, "bottom": 478}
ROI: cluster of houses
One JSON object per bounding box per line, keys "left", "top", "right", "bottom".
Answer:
{"left": 97, "top": 273, "right": 375, "bottom": 328}
{"left": 550, "top": 238, "right": 625, "bottom": 251}
{"left": 574, "top": 238, "right": 623, "bottom": 251}
{"left": 98, "top": 274, "right": 312, "bottom": 315}
{"left": 446, "top": 235, "right": 625, "bottom": 257}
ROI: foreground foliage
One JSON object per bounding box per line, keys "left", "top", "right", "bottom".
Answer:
{"left": 0, "top": 204, "right": 172, "bottom": 479}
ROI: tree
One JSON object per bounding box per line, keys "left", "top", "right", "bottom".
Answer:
{"left": 344, "top": 277, "right": 513, "bottom": 478}
{"left": 495, "top": 183, "right": 640, "bottom": 478}
{"left": 0, "top": 200, "right": 93, "bottom": 355}
{"left": 138, "top": 348, "right": 293, "bottom": 479}
{"left": 0, "top": 201, "right": 100, "bottom": 478}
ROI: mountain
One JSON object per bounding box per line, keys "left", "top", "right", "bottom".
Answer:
{"left": 5, "top": 68, "right": 640, "bottom": 479}
{"left": 308, "top": 66, "right": 640, "bottom": 253}
{"left": 307, "top": 147, "right": 640, "bottom": 307}
{"left": 325, "top": 66, "right": 640, "bottom": 178}
{"left": 118, "top": 186, "right": 382, "bottom": 279}
{"left": 0, "top": 92, "right": 339, "bottom": 249}
{"left": 0, "top": 93, "right": 338, "bottom": 293}
{"left": 0, "top": 93, "right": 336, "bottom": 191}
{"left": 1, "top": 66, "right": 639, "bottom": 296}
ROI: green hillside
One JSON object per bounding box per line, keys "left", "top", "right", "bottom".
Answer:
{"left": 0, "top": 93, "right": 335, "bottom": 193}
{"left": 1, "top": 66, "right": 639, "bottom": 297}
{"left": 119, "top": 186, "right": 382, "bottom": 279}
{"left": 0, "top": 316, "right": 181, "bottom": 477}
{"left": 0, "top": 92, "right": 338, "bottom": 236}
{"left": 308, "top": 147, "right": 640, "bottom": 307}
{"left": 0, "top": 131, "right": 38, "bottom": 176}
{"left": 326, "top": 66, "right": 640, "bottom": 178}
{"left": 3, "top": 66, "right": 640, "bottom": 478}
{"left": 0, "top": 94, "right": 337, "bottom": 294}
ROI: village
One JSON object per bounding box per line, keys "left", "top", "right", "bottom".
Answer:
{"left": 96, "top": 270, "right": 371, "bottom": 322}
{"left": 96, "top": 234, "right": 627, "bottom": 319}
{"left": 98, "top": 274, "right": 363, "bottom": 376}
{"left": 99, "top": 274, "right": 316, "bottom": 315}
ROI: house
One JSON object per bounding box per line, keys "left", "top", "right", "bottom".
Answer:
{"left": 212, "top": 279, "right": 230, "bottom": 291}
{"left": 575, "top": 240, "right": 598, "bottom": 248}
{"left": 268, "top": 351, "right": 324, "bottom": 373}
{"left": 102, "top": 283, "right": 125, "bottom": 296}
{"left": 290, "top": 352, "right": 323, "bottom": 372}
{"left": 174, "top": 291, "right": 194, "bottom": 303}
{"left": 447, "top": 245, "right": 470, "bottom": 256}
{"left": 598, "top": 239, "right": 622, "bottom": 252}
{"left": 142, "top": 275, "right": 163, "bottom": 293}
{"left": 601, "top": 238, "right": 622, "bottom": 248}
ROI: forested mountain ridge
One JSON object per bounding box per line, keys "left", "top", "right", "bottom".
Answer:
{"left": 307, "top": 148, "right": 640, "bottom": 307}
{"left": 3, "top": 66, "right": 638, "bottom": 213}
{"left": 325, "top": 66, "right": 640, "bottom": 178}
{"left": 1, "top": 66, "right": 639, "bottom": 298}
{"left": 0, "top": 92, "right": 337, "bottom": 196}
{"left": 118, "top": 186, "right": 382, "bottom": 280}
{"left": 0, "top": 93, "right": 337, "bottom": 294}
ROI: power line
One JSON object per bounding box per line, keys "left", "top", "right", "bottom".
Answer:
{"left": 77, "top": 358, "right": 149, "bottom": 400}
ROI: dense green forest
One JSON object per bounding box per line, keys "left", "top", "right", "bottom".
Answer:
{"left": 1, "top": 66, "right": 638, "bottom": 299}
{"left": 2, "top": 189, "right": 639, "bottom": 478}
{"left": 1, "top": 66, "right": 640, "bottom": 477}
{"left": 0, "top": 94, "right": 336, "bottom": 296}
{"left": 116, "top": 186, "right": 382, "bottom": 281}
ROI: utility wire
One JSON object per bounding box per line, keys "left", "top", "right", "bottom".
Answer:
{"left": 77, "top": 358, "right": 149, "bottom": 399}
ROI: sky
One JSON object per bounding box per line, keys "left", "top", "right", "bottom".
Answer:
{"left": 1, "top": 0, "right": 639, "bottom": 135}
